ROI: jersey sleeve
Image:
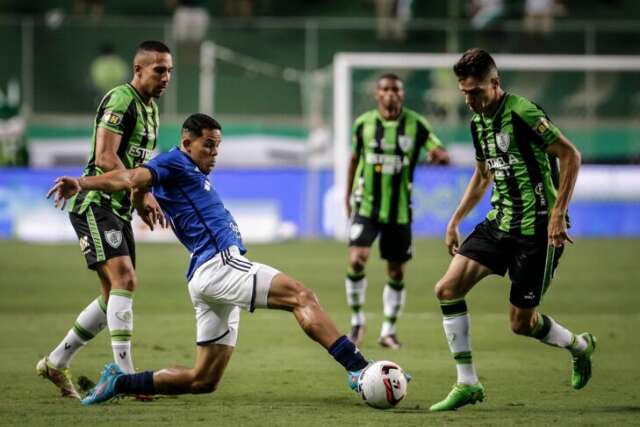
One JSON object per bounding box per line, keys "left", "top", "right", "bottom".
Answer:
{"left": 142, "top": 151, "right": 180, "bottom": 186}
{"left": 351, "top": 117, "right": 365, "bottom": 154}
{"left": 97, "top": 90, "right": 134, "bottom": 135}
{"left": 470, "top": 120, "right": 485, "bottom": 161}
{"left": 514, "top": 98, "right": 562, "bottom": 147}
{"left": 417, "top": 116, "right": 444, "bottom": 152}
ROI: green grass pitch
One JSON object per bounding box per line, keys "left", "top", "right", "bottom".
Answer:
{"left": 0, "top": 239, "right": 638, "bottom": 426}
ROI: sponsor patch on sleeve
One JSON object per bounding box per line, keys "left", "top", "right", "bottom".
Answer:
{"left": 101, "top": 110, "right": 123, "bottom": 127}
{"left": 534, "top": 117, "right": 550, "bottom": 136}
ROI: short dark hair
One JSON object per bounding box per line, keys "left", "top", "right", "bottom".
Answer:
{"left": 377, "top": 73, "right": 403, "bottom": 84}
{"left": 182, "top": 113, "right": 222, "bottom": 138}
{"left": 453, "top": 48, "right": 497, "bottom": 80}
{"left": 137, "top": 40, "right": 171, "bottom": 54}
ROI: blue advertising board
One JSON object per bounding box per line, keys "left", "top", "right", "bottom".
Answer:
{"left": 0, "top": 166, "right": 638, "bottom": 240}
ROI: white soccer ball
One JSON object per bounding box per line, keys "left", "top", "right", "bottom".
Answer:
{"left": 357, "top": 360, "right": 408, "bottom": 409}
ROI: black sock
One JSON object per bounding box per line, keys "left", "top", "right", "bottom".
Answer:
{"left": 115, "top": 371, "right": 156, "bottom": 395}
{"left": 328, "top": 335, "right": 368, "bottom": 372}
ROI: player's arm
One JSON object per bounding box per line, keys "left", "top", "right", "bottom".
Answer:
{"left": 47, "top": 168, "right": 153, "bottom": 210}
{"left": 132, "top": 188, "right": 167, "bottom": 230}
{"left": 445, "top": 161, "right": 493, "bottom": 256}
{"left": 346, "top": 120, "right": 364, "bottom": 218}
{"left": 96, "top": 123, "right": 166, "bottom": 229}
{"left": 420, "top": 117, "right": 450, "bottom": 165}
{"left": 544, "top": 134, "right": 581, "bottom": 247}
{"left": 427, "top": 146, "right": 450, "bottom": 165}
{"left": 95, "top": 127, "right": 127, "bottom": 172}
{"left": 345, "top": 152, "right": 360, "bottom": 218}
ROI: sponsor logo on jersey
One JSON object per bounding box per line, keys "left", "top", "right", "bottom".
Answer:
{"left": 398, "top": 135, "right": 413, "bottom": 153}
{"left": 495, "top": 132, "right": 511, "bottom": 152}
{"left": 534, "top": 182, "right": 547, "bottom": 207}
{"left": 486, "top": 155, "right": 520, "bottom": 171}
{"left": 104, "top": 229, "right": 123, "bottom": 249}
{"left": 365, "top": 153, "right": 405, "bottom": 174}
{"left": 101, "top": 110, "right": 123, "bottom": 127}
{"left": 128, "top": 145, "right": 153, "bottom": 163}
{"left": 534, "top": 117, "right": 550, "bottom": 136}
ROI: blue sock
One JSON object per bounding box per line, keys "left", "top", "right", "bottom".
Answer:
{"left": 115, "top": 371, "right": 156, "bottom": 395}
{"left": 328, "top": 335, "right": 368, "bottom": 372}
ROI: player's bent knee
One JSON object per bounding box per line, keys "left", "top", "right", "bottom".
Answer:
{"left": 434, "top": 278, "right": 458, "bottom": 301}
{"left": 349, "top": 256, "right": 366, "bottom": 271}
{"left": 115, "top": 274, "right": 137, "bottom": 292}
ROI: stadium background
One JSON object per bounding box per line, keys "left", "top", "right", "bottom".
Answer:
{"left": 1, "top": 0, "right": 639, "bottom": 242}
{"left": 0, "top": 1, "right": 639, "bottom": 425}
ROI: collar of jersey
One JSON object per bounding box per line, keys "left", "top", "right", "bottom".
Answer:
{"left": 126, "top": 83, "right": 152, "bottom": 106}
{"left": 481, "top": 92, "right": 509, "bottom": 123}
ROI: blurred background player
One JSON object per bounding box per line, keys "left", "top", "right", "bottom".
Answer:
{"left": 345, "top": 73, "right": 449, "bottom": 349}
{"left": 429, "top": 48, "right": 596, "bottom": 411}
{"left": 46, "top": 113, "right": 372, "bottom": 404}
{"left": 36, "top": 40, "right": 173, "bottom": 398}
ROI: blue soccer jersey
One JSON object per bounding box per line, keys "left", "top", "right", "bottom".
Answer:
{"left": 143, "top": 148, "right": 246, "bottom": 280}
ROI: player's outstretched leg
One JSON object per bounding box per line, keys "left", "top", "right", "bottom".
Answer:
{"left": 82, "top": 339, "right": 236, "bottom": 405}
{"left": 37, "top": 295, "right": 108, "bottom": 399}
{"left": 515, "top": 309, "right": 597, "bottom": 390}
{"left": 268, "top": 272, "right": 369, "bottom": 391}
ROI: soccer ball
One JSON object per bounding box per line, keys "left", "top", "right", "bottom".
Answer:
{"left": 357, "top": 360, "right": 408, "bottom": 409}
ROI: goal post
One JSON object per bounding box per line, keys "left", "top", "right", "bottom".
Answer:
{"left": 330, "top": 52, "right": 640, "bottom": 239}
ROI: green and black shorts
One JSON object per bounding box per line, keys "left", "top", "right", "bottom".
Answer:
{"left": 458, "top": 219, "right": 563, "bottom": 308}
{"left": 69, "top": 204, "right": 136, "bottom": 270}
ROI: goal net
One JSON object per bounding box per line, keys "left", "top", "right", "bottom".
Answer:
{"left": 327, "top": 52, "right": 640, "bottom": 239}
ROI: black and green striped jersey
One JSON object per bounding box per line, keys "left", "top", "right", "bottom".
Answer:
{"left": 471, "top": 92, "right": 564, "bottom": 236}
{"left": 351, "top": 108, "right": 443, "bottom": 225}
{"left": 69, "top": 83, "right": 159, "bottom": 221}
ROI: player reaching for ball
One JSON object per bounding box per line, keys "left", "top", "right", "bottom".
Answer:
{"left": 47, "top": 113, "right": 388, "bottom": 405}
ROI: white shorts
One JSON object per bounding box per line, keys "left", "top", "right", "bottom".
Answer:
{"left": 188, "top": 246, "right": 279, "bottom": 347}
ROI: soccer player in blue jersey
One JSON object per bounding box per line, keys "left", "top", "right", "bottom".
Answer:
{"left": 47, "top": 113, "right": 372, "bottom": 404}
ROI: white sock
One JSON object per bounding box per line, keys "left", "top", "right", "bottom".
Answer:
{"left": 536, "top": 314, "right": 588, "bottom": 356}
{"left": 351, "top": 312, "right": 365, "bottom": 326}
{"left": 48, "top": 296, "right": 107, "bottom": 369}
{"left": 440, "top": 299, "right": 479, "bottom": 385}
{"left": 346, "top": 273, "right": 367, "bottom": 326}
{"left": 107, "top": 290, "right": 135, "bottom": 373}
{"left": 380, "top": 284, "right": 405, "bottom": 337}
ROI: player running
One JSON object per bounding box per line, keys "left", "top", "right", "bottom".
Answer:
{"left": 429, "top": 48, "right": 596, "bottom": 412}
{"left": 47, "top": 113, "right": 375, "bottom": 404}
{"left": 37, "top": 41, "right": 173, "bottom": 399}
{"left": 345, "top": 73, "right": 449, "bottom": 349}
